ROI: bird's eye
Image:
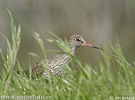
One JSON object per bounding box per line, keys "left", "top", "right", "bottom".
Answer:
{"left": 75, "top": 38, "right": 81, "bottom": 41}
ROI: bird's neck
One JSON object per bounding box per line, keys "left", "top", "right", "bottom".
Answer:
{"left": 71, "top": 46, "right": 77, "bottom": 55}
{"left": 69, "top": 41, "right": 77, "bottom": 55}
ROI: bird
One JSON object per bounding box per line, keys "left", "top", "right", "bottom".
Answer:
{"left": 23, "top": 34, "right": 102, "bottom": 77}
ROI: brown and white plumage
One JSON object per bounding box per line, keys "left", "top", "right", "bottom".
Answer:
{"left": 24, "top": 34, "right": 102, "bottom": 77}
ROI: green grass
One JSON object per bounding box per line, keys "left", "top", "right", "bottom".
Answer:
{"left": 0, "top": 10, "right": 135, "bottom": 100}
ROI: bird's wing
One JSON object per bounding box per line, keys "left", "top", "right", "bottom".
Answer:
{"left": 24, "top": 54, "right": 71, "bottom": 76}
{"left": 46, "top": 54, "right": 71, "bottom": 74}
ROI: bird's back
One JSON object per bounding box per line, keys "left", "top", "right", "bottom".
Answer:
{"left": 46, "top": 54, "right": 71, "bottom": 75}
{"left": 25, "top": 54, "right": 71, "bottom": 76}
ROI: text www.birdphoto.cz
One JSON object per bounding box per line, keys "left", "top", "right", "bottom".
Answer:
{"left": 1, "top": 95, "right": 52, "bottom": 100}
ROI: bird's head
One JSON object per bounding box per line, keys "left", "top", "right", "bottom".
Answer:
{"left": 69, "top": 34, "right": 102, "bottom": 50}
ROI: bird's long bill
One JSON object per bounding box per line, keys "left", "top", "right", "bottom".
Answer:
{"left": 83, "top": 42, "right": 102, "bottom": 50}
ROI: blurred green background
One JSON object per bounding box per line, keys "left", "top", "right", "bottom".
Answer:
{"left": 0, "top": 0, "right": 135, "bottom": 72}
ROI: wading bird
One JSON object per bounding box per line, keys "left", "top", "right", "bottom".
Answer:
{"left": 24, "top": 34, "right": 102, "bottom": 77}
